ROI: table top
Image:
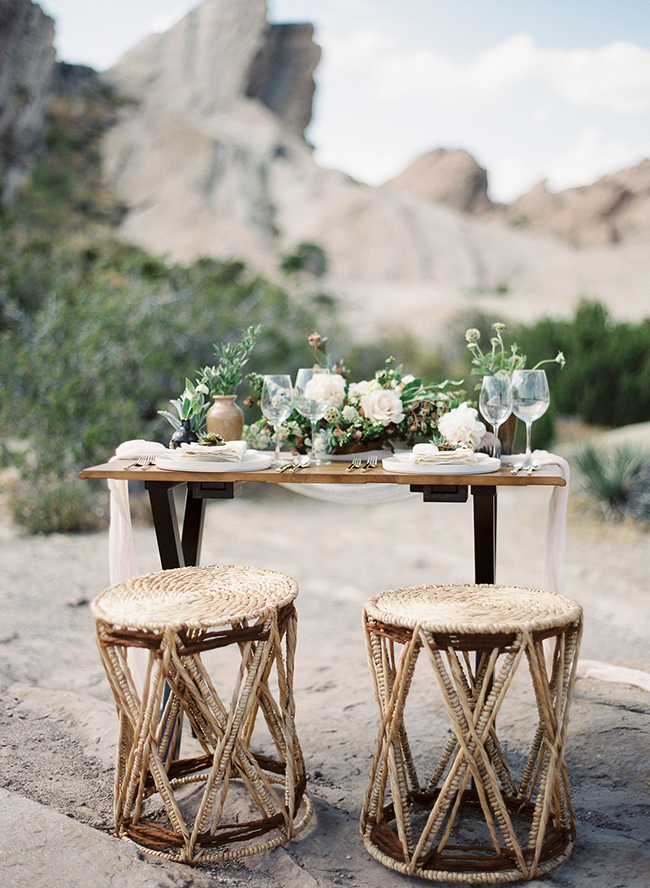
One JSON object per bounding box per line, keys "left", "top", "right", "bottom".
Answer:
{"left": 79, "top": 459, "right": 565, "bottom": 488}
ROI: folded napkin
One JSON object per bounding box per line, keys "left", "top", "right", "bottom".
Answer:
{"left": 173, "top": 440, "right": 248, "bottom": 462}
{"left": 115, "top": 439, "right": 168, "bottom": 459}
{"left": 395, "top": 444, "right": 481, "bottom": 465}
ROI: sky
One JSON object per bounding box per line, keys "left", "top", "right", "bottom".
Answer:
{"left": 38, "top": 0, "right": 650, "bottom": 202}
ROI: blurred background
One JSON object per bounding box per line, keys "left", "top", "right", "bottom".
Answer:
{"left": 1, "top": 0, "right": 649, "bottom": 533}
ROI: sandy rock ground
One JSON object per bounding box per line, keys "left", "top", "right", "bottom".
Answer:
{"left": 1, "top": 480, "right": 649, "bottom": 887}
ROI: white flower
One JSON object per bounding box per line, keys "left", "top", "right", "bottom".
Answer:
{"left": 400, "top": 374, "right": 415, "bottom": 386}
{"left": 360, "top": 388, "right": 405, "bottom": 425}
{"left": 342, "top": 405, "right": 358, "bottom": 422}
{"left": 348, "top": 380, "right": 373, "bottom": 398}
{"left": 438, "top": 403, "right": 486, "bottom": 448}
{"left": 304, "top": 372, "right": 346, "bottom": 407}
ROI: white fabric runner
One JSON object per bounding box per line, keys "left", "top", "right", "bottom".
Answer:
{"left": 504, "top": 451, "right": 650, "bottom": 692}
{"left": 106, "top": 443, "right": 649, "bottom": 693}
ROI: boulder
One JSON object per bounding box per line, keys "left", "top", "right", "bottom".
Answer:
{"left": 383, "top": 148, "right": 493, "bottom": 215}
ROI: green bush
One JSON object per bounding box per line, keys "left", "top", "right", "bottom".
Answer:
{"left": 516, "top": 301, "right": 650, "bottom": 427}
{"left": 573, "top": 442, "right": 648, "bottom": 517}
{"left": 9, "top": 478, "right": 106, "bottom": 534}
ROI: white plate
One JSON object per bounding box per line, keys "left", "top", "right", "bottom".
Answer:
{"left": 155, "top": 451, "right": 273, "bottom": 472}
{"left": 381, "top": 455, "right": 500, "bottom": 475}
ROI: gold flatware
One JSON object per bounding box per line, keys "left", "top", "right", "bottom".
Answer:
{"left": 360, "top": 456, "right": 378, "bottom": 472}
{"left": 288, "top": 456, "right": 310, "bottom": 472}
{"left": 275, "top": 461, "right": 297, "bottom": 473}
{"left": 346, "top": 458, "right": 363, "bottom": 473}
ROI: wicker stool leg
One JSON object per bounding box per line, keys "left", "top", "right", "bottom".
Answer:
{"left": 95, "top": 603, "right": 311, "bottom": 863}
{"left": 361, "top": 614, "right": 582, "bottom": 883}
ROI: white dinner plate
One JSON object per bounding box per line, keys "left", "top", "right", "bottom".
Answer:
{"left": 381, "top": 454, "right": 500, "bottom": 475}
{"left": 155, "top": 451, "right": 273, "bottom": 472}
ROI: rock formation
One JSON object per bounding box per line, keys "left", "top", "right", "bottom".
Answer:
{"left": 98, "top": 0, "right": 650, "bottom": 341}
{"left": 0, "top": 0, "right": 56, "bottom": 204}
{"left": 500, "top": 161, "right": 650, "bottom": 247}
{"left": 246, "top": 22, "right": 320, "bottom": 137}
{"left": 383, "top": 148, "right": 493, "bottom": 215}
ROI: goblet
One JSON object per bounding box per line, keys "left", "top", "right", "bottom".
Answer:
{"left": 294, "top": 368, "right": 332, "bottom": 465}
{"left": 511, "top": 369, "right": 550, "bottom": 465}
{"left": 261, "top": 375, "right": 293, "bottom": 465}
{"left": 479, "top": 375, "right": 513, "bottom": 459}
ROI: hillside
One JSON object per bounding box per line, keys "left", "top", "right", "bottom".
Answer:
{"left": 97, "top": 0, "right": 650, "bottom": 344}
{"left": 2, "top": 0, "right": 650, "bottom": 347}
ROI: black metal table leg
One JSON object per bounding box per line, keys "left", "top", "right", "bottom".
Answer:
{"left": 471, "top": 485, "right": 497, "bottom": 585}
{"left": 181, "top": 485, "right": 206, "bottom": 567}
{"left": 146, "top": 482, "right": 186, "bottom": 569}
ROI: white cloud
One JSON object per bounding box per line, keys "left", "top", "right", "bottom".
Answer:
{"left": 546, "top": 126, "right": 650, "bottom": 192}
{"left": 548, "top": 42, "right": 650, "bottom": 113}
{"left": 329, "top": 30, "right": 650, "bottom": 114}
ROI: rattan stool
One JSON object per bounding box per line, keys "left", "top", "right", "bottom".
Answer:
{"left": 91, "top": 564, "right": 311, "bottom": 863}
{"left": 361, "top": 583, "right": 583, "bottom": 883}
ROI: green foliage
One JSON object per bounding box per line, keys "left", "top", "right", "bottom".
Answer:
{"left": 574, "top": 442, "right": 648, "bottom": 516}
{"left": 201, "top": 325, "right": 261, "bottom": 396}
{"left": 516, "top": 301, "right": 650, "bottom": 427}
{"left": 9, "top": 478, "right": 105, "bottom": 534}
{"left": 281, "top": 242, "right": 327, "bottom": 277}
{"left": 0, "top": 87, "right": 331, "bottom": 510}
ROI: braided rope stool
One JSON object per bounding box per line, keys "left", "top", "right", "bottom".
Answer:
{"left": 91, "top": 564, "right": 312, "bottom": 864}
{"left": 360, "top": 583, "right": 583, "bottom": 883}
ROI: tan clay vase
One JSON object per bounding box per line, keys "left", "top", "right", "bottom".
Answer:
{"left": 206, "top": 395, "right": 244, "bottom": 441}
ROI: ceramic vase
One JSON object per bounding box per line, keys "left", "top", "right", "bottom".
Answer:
{"left": 206, "top": 395, "right": 244, "bottom": 441}
{"left": 169, "top": 419, "right": 199, "bottom": 449}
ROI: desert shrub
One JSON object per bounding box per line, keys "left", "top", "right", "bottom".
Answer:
{"left": 573, "top": 442, "right": 648, "bottom": 517}
{"left": 9, "top": 478, "right": 106, "bottom": 534}
{"left": 516, "top": 301, "right": 650, "bottom": 427}
{"left": 1, "top": 253, "right": 330, "bottom": 478}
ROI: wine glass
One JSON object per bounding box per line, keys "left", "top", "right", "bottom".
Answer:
{"left": 479, "top": 375, "right": 512, "bottom": 459}
{"left": 511, "top": 369, "right": 550, "bottom": 464}
{"left": 261, "top": 375, "right": 293, "bottom": 465}
{"left": 294, "top": 368, "right": 332, "bottom": 465}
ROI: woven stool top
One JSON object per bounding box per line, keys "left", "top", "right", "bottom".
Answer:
{"left": 365, "top": 584, "right": 582, "bottom": 636}
{"left": 91, "top": 564, "right": 298, "bottom": 631}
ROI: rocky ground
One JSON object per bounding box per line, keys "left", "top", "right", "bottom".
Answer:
{"left": 1, "top": 477, "right": 649, "bottom": 888}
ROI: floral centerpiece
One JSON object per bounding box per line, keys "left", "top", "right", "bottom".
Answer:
{"left": 245, "top": 333, "right": 467, "bottom": 455}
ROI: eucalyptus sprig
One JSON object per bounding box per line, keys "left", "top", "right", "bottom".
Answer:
{"left": 201, "top": 325, "right": 261, "bottom": 396}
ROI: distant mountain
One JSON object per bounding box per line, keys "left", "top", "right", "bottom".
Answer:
{"left": 3, "top": 0, "right": 650, "bottom": 345}
{"left": 387, "top": 147, "right": 650, "bottom": 249}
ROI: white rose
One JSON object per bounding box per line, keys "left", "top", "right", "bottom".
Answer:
{"left": 304, "top": 372, "right": 346, "bottom": 407}
{"left": 360, "top": 388, "right": 405, "bottom": 425}
{"left": 438, "top": 403, "right": 486, "bottom": 448}
{"left": 348, "top": 380, "right": 373, "bottom": 399}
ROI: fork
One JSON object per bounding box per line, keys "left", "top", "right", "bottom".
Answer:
{"left": 124, "top": 455, "right": 158, "bottom": 469}
{"left": 346, "top": 458, "right": 363, "bottom": 473}
{"left": 360, "top": 456, "right": 378, "bottom": 472}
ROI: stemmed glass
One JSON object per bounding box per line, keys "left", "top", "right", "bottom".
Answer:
{"left": 479, "top": 375, "right": 513, "bottom": 459}
{"left": 511, "top": 369, "right": 550, "bottom": 465}
{"left": 261, "top": 375, "right": 293, "bottom": 465}
{"left": 294, "top": 368, "right": 332, "bottom": 465}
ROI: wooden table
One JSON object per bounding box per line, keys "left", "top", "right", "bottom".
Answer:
{"left": 79, "top": 460, "right": 565, "bottom": 585}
